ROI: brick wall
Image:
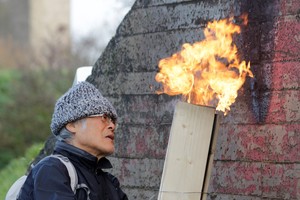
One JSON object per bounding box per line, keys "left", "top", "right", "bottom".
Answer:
{"left": 87, "top": 0, "right": 300, "bottom": 199}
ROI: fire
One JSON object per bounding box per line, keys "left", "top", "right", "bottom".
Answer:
{"left": 155, "top": 15, "right": 253, "bottom": 114}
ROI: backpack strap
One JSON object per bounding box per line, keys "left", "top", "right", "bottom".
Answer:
{"left": 49, "top": 154, "right": 91, "bottom": 200}
{"left": 49, "top": 154, "right": 78, "bottom": 194}
{"left": 76, "top": 183, "right": 91, "bottom": 200}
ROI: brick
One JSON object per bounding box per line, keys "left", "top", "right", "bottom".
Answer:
{"left": 207, "top": 194, "right": 261, "bottom": 200}
{"left": 274, "top": 16, "right": 300, "bottom": 61}
{"left": 119, "top": 1, "right": 234, "bottom": 35}
{"left": 119, "top": 72, "right": 159, "bottom": 94}
{"left": 280, "top": 0, "right": 300, "bottom": 16}
{"left": 209, "top": 162, "right": 300, "bottom": 199}
{"left": 107, "top": 157, "right": 164, "bottom": 188}
{"left": 218, "top": 88, "right": 269, "bottom": 124}
{"left": 116, "top": 95, "right": 158, "bottom": 124}
{"left": 92, "top": 72, "right": 159, "bottom": 95}
{"left": 283, "top": 91, "right": 300, "bottom": 122}
{"left": 274, "top": 62, "right": 300, "bottom": 89}
{"left": 249, "top": 64, "right": 271, "bottom": 91}
{"left": 90, "top": 72, "right": 122, "bottom": 95}
{"left": 157, "top": 94, "right": 180, "bottom": 124}
{"left": 215, "top": 124, "right": 300, "bottom": 162}
{"left": 114, "top": 124, "right": 168, "bottom": 158}
{"left": 239, "top": 0, "right": 280, "bottom": 22}
{"left": 221, "top": 89, "right": 300, "bottom": 124}
{"left": 260, "top": 21, "right": 277, "bottom": 62}
{"left": 265, "top": 124, "right": 300, "bottom": 162}
{"left": 219, "top": 91, "right": 258, "bottom": 125}
{"left": 261, "top": 163, "right": 300, "bottom": 199}
{"left": 216, "top": 124, "right": 270, "bottom": 161}
{"left": 240, "top": 23, "right": 261, "bottom": 63}
{"left": 89, "top": 39, "right": 123, "bottom": 75}
{"left": 93, "top": 28, "right": 211, "bottom": 74}
{"left": 262, "top": 16, "right": 300, "bottom": 61}
{"left": 264, "top": 90, "right": 300, "bottom": 123}
{"left": 209, "top": 161, "right": 262, "bottom": 196}
{"left": 121, "top": 187, "right": 158, "bottom": 200}
{"left": 254, "top": 62, "right": 300, "bottom": 90}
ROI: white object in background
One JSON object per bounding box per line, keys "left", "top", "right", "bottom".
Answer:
{"left": 73, "top": 66, "right": 93, "bottom": 85}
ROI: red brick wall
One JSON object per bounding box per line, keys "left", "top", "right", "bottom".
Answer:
{"left": 88, "top": 0, "right": 300, "bottom": 199}
{"left": 211, "top": 0, "right": 300, "bottom": 199}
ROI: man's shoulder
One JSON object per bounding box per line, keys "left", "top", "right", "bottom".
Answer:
{"left": 35, "top": 155, "right": 65, "bottom": 166}
{"left": 31, "top": 155, "right": 71, "bottom": 176}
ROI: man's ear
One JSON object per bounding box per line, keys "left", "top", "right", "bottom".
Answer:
{"left": 66, "top": 122, "right": 77, "bottom": 133}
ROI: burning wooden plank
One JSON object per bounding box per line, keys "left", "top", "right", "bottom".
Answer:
{"left": 156, "top": 16, "right": 252, "bottom": 200}
{"left": 158, "top": 101, "right": 219, "bottom": 200}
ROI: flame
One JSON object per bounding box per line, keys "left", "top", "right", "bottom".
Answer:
{"left": 155, "top": 15, "right": 253, "bottom": 114}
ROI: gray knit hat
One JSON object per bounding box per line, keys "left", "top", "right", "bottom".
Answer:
{"left": 50, "top": 81, "right": 117, "bottom": 136}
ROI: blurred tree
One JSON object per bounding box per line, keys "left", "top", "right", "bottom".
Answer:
{"left": 0, "top": 142, "right": 43, "bottom": 199}
{"left": 0, "top": 67, "right": 74, "bottom": 168}
{"left": 0, "top": 0, "right": 136, "bottom": 170}
{"left": 0, "top": 18, "right": 100, "bottom": 170}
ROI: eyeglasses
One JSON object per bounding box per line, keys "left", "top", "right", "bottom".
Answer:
{"left": 88, "top": 114, "right": 117, "bottom": 126}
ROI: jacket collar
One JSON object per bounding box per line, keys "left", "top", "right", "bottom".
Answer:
{"left": 53, "top": 140, "right": 113, "bottom": 170}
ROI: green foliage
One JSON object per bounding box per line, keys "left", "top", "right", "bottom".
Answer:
{"left": 0, "top": 69, "right": 20, "bottom": 110}
{"left": 0, "top": 143, "right": 43, "bottom": 200}
{"left": 0, "top": 67, "right": 75, "bottom": 169}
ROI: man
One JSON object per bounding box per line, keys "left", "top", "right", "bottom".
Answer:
{"left": 18, "top": 81, "right": 128, "bottom": 200}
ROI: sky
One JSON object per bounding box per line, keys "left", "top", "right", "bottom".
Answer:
{"left": 70, "top": 0, "right": 134, "bottom": 42}
{"left": 70, "top": 0, "right": 135, "bottom": 61}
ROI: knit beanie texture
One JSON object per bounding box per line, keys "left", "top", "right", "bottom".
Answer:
{"left": 50, "top": 81, "right": 117, "bottom": 135}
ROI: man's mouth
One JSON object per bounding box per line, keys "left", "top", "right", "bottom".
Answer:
{"left": 106, "top": 135, "right": 114, "bottom": 140}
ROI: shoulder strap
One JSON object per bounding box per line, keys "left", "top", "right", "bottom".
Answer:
{"left": 6, "top": 154, "right": 91, "bottom": 200}
{"left": 49, "top": 154, "right": 91, "bottom": 200}
{"left": 49, "top": 154, "right": 78, "bottom": 193}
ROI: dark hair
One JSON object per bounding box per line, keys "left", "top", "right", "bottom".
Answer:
{"left": 56, "top": 127, "right": 73, "bottom": 142}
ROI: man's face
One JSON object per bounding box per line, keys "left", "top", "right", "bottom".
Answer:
{"left": 69, "top": 115, "right": 116, "bottom": 159}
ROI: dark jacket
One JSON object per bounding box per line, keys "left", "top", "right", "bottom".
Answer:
{"left": 18, "top": 141, "right": 128, "bottom": 200}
